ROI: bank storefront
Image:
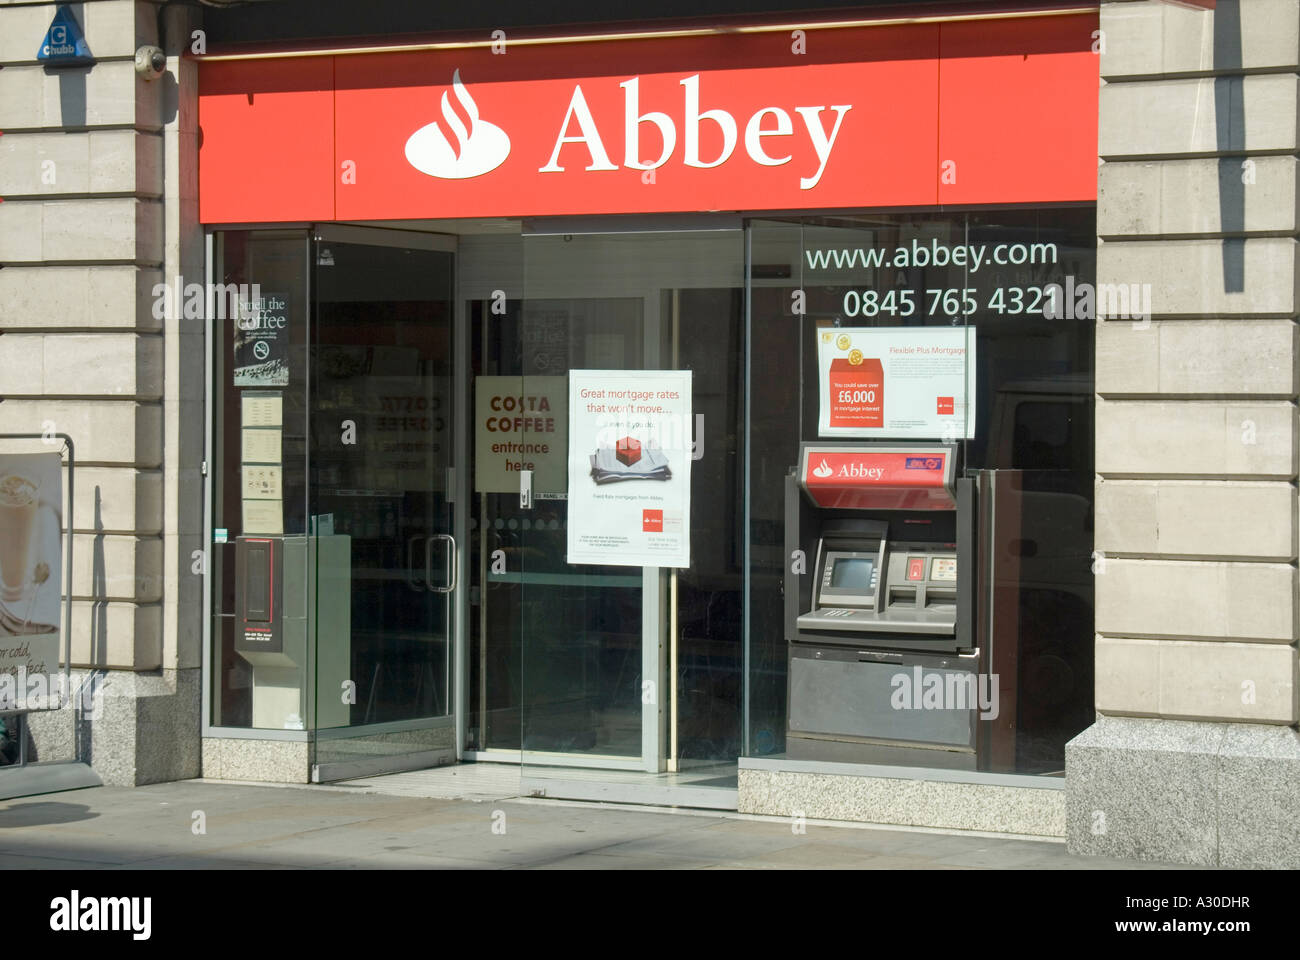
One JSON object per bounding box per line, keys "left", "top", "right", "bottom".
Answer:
{"left": 197, "top": 10, "right": 1099, "bottom": 830}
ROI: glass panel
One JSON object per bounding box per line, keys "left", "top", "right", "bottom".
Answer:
{"left": 209, "top": 230, "right": 310, "bottom": 730}
{"left": 672, "top": 285, "right": 746, "bottom": 768}
{"left": 963, "top": 207, "right": 1096, "bottom": 775}
{"left": 519, "top": 284, "right": 648, "bottom": 764}
{"left": 745, "top": 220, "right": 803, "bottom": 758}
{"left": 515, "top": 229, "right": 746, "bottom": 788}
{"left": 744, "top": 209, "right": 1095, "bottom": 776}
{"left": 308, "top": 235, "right": 456, "bottom": 771}
{"left": 465, "top": 232, "right": 524, "bottom": 755}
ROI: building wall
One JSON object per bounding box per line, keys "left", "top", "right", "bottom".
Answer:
{"left": 1069, "top": 0, "right": 1300, "bottom": 867}
{"left": 0, "top": 0, "right": 203, "bottom": 784}
{"left": 3, "top": 0, "right": 1298, "bottom": 864}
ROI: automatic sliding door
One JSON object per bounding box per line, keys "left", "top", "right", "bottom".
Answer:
{"left": 513, "top": 229, "right": 745, "bottom": 783}
{"left": 519, "top": 295, "right": 650, "bottom": 768}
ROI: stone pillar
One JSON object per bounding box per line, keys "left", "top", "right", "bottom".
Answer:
{"left": 0, "top": 0, "right": 203, "bottom": 784}
{"left": 1069, "top": 0, "right": 1300, "bottom": 867}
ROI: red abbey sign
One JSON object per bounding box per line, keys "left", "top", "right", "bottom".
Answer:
{"left": 802, "top": 449, "right": 953, "bottom": 511}
{"left": 198, "top": 15, "right": 1099, "bottom": 222}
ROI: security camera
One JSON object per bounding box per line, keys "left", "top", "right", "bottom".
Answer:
{"left": 134, "top": 45, "right": 166, "bottom": 81}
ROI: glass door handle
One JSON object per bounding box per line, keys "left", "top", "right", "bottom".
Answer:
{"left": 406, "top": 535, "right": 427, "bottom": 591}
{"left": 426, "top": 533, "right": 458, "bottom": 594}
{"left": 519, "top": 469, "right": 533, "bottom": 510}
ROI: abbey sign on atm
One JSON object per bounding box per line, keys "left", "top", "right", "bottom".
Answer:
{"left": 784, "top": 443, "right": 980, "bottom": 768}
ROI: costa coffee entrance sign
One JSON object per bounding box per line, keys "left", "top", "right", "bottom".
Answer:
{"left": 198, "top": 14, "right": 1098, "bottom": 222}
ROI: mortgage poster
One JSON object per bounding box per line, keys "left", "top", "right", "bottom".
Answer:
{"left": 818, "top": 326, "right": 976, "bottom": 439}
{"left": 567, "top": 370, "right": 692, "bottom": 568}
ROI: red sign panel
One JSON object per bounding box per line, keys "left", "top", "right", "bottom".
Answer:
{"left": 198, "top": 14, "right": 1099, "bottom": 223}
{"left": 827, "top": 358, "right": 884, "bottom": 429}
{"left": 802, "top": 450, "right": 953, "bottom": 511}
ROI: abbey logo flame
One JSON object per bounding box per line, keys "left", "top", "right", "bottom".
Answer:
{"left": 405, "top": 70, "right": 511, "bottom": 179}
{"left": 812, "top": 459, "right": 833, "bottom": 478}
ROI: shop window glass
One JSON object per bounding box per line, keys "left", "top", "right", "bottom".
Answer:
{"left": 209, "top": 230, "right": 310, "bottom": 729}
{"left": 744, "top": 208, "right": 1095, "bottom": 776}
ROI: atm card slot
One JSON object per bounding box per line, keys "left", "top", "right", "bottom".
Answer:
{"left": 925, "top": 589, "right": 957, "bottom": 609}
{"left": 887, "top": 586, "right": 918, "bottom": 609}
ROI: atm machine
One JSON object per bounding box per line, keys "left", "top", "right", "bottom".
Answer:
{"left": 234, "top": 534, "right": 352, "bottom": 730}
{"left": 784, "top": 443, "right": 982, "bottom": 768}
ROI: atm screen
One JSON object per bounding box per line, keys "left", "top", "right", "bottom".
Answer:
{"left": 830, "top": 557, "right": 874, "bottom": 589}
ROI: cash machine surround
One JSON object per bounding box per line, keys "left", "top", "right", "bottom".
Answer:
{"left": 785, "top": 443, "right": 981, "bottom": 768}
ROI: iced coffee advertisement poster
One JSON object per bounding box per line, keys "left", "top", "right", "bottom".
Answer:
{"left": 817, "top": 326, "right": 976, "bottom": 439}
{"left": 567, "top": 370, "right": 692, "bottom": 569}
{"left": 0, "top": 453, "right": 63, "bottom": 708}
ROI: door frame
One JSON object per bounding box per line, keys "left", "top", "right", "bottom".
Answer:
{"left": 311, "top": 223, "right": 469, "bottom": 777}
{"left": 469, "top": 223, "right": 741, "bottom": 775}
{"left": 200, "top": 223, "right": 470, "bottom": 779}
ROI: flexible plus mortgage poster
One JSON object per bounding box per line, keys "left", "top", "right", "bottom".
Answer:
{"left": 818, "top": 326, "right": 976, "bottom": 439}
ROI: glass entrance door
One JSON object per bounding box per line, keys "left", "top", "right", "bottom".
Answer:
{"left": 308, "top": 226, "right": 460, "bottom": 781}
{"left": 519, "top": 291, "right": 653, "bottom": 770}
{"left": 461, "top": 224, "right": 744, "bottom": 789}
{"left": 512, "top": 227, "right": 745, "bottom": 784}
{"left": 514, "top": 233, "right": 666, "bottom": 775}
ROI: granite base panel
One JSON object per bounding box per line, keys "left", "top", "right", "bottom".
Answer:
{"left": 201, "top": 737, "right": 311, "bottom": 783}
{"left": 202, "top": 723, "right": 456, "bottom": 784}
{"left": 738, "top": 768, "right": 1066, "bottom": 837}
{"left": 1066, "top": 715, "right": 1300, "bottom": 868}
{"left": 21, "top": 668, "right": 201, "bottom": 787}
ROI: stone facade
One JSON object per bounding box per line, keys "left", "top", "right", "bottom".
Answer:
{"left": 1070, "top": 0, "right": 1300, "bottom": 867}
{"left": 0, "top": 0, "right": 204, "bottom": 785}
{"left": 3, "top": 0, "right": 1298, "bottom": 864}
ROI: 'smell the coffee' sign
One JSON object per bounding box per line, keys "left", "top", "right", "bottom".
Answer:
{"left": 233, "top": 292, "right": 290, "bottom": 386}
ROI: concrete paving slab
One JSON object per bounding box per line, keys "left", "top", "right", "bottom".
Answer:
{"left": 0, "top": 780, "right": 1188, "bottom": 870}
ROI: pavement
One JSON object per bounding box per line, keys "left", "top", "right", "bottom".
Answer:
{"left": 0, "top": 779, "right": 1189, "bottom": 870}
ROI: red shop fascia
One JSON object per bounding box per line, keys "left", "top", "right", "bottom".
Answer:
{"left": 196, "top": 10, "right": 1100, "bottom": 224}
